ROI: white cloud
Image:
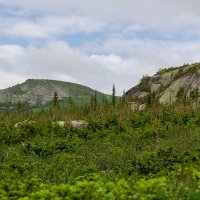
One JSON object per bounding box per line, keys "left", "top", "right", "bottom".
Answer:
{"left": 2, "top": 0, "right": 200, "bottom": 34}
{"left": 0, "top": 44, "right": 24, "bottom": 59}
{"left": 0, "top": 72, "right": 25, "bottom": 89}
{"left": 0, "top": 15, "right": 105, "bottom": 39}
{"left": 86, "top": 37, "right": 200, "bottom": 69}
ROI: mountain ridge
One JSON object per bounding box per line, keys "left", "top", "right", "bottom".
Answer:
{"left": 0, "top": 79, "right": 109, "bottom": 110}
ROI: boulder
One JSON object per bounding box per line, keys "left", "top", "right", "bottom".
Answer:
{"left": 139, "top": 104, "right": 146, "bottom": 111}
{"left": 52, "top": 120, "right": 88, "bottom": 128}
{"left": 52, "top": 121, "right": 67, "bottom": 128}
{"left": 71, "top": 120, "right": 88, "bottom": 128}
{"left": 129, "top": 102, "right": 146, "bottom": 111}
{"left": 15, "top": 120, "right": 36, "bottom": 128}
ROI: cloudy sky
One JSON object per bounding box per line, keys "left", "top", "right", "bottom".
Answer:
{"left": 1, "top": 0, "right": 200, "bottom": 95}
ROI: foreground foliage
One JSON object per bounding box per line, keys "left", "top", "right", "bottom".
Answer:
{"left": 0, "top": 101, "right": 200, "bottom": 199}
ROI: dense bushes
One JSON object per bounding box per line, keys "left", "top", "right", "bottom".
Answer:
{"left": 1, "top": 169, "right": 200, "bottom": 199}
{"left": 0, "top": 102, "right": 200, "bottom": 199}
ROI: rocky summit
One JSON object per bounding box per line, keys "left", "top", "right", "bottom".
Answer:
{"left": 0, "top": 79, "right": 108, "bottom": 110}
{"left": 124, "top": 62, "right": 200, "bottom": 105}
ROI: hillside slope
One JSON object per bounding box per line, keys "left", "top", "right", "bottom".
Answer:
{"left": 0, "top": 79, "right": 109, "bottom": 110}
{"left": 124, "top": 62, "right": 200, "bottom": 104}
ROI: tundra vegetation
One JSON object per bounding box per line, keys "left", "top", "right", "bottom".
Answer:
{"left": 0, "top": 92, "right": 200, "bottom": 199}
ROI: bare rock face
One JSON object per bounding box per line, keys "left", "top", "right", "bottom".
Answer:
{"left": 158, "top": 69, "right": 179, "bottom": 87}
{"left": 159, "top": 76, "right": 192, "bottom": 104}
{"left": 129, "top": 102, "right": 140, "bottom": 111}
{"left": 124, "top": 88, "right": 149, "bottom": 99}
{"left": 124, "top": 62, "right": 200, "bottom": 105}
{"left": 151, "top": 83, "right": 161, "bottom": 93}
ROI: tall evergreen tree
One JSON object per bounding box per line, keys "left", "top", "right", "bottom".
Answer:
{"left": 112, "top": 84, "right": 116, "bottom": 108}
{"left": 53, "top": 92, "right": 58, "bottom": 107}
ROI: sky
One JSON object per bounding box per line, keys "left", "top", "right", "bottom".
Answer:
{"left": 1, "top": 1, "right": 200, "bottom": 95}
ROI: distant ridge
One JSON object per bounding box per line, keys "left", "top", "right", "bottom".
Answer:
{"left": 0, "top": 79, "right": 109, "bottom": 110}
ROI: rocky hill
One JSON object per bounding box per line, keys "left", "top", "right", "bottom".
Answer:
{"left": 0, "top": 79, "right": 109, "bottom": 110}
{"left": 124, "top": 62, "right": 200, "bottom": 105}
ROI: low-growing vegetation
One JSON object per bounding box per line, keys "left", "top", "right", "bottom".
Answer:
{"left": 0, "top": 96, "right": 200, "bottom": 199}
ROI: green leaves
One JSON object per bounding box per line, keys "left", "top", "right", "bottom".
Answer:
{"left": 1, "top": 98, "right": 200, "bottom": 199}
{"left": 1, "top": 170, "right": 200, "bottom": 199}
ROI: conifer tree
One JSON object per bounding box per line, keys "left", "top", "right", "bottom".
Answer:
{"left": 112, "top": 84, "right": 116, "bottom": 108}
{"left": 53, "top": 92, "right": 58, "bottom": 107}
{"left": 52, "top": 92, "right": 58, "bottom": 120}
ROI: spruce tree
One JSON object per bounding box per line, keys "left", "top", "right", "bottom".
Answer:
{"left": 112, "top": 84, "right": 116, "bottom": 108}
{"left": 53, "top": 92, "right": 58, "bottom": 107}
